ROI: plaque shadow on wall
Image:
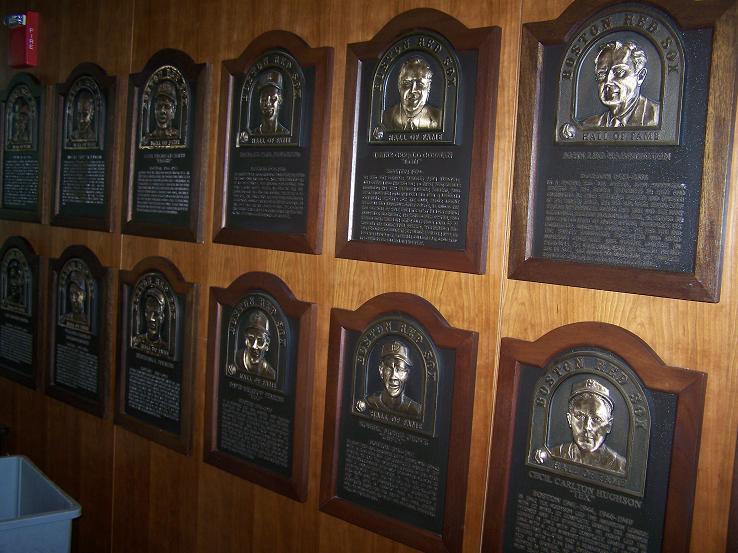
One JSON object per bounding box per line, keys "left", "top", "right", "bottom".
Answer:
{"left": 122, "top": 49, "right": 209, "bottom": 243}
{"left": 204, "top": 271, "right": 316, "bottom": 501}
{"left": 320, "top": 292, "right": 478, "bottom": 552}
{"left": 0, "top": 72, "right": 45, "bottom": 223}
{"left": 335, "top": 9, "right": 501, "bottom": 273}
{"left": 115, "top": 256, "right": 197, "bottom": 454}
{"left": 47, "top": 245, "right": 111, "bottom": 417}
{"left": 0, "top": 236, "right": 40, "bottom": 389}
{"left": 482, "top": 322, "right": 706, "bottom": 553}
{"left": 508, "top": 0, "right": 738, "bottom": 301}
{"left": 51, "top": 63, "right": 117, "bottom": 232}
{"left": 213, "top": 31, "right": 333, "bottom": 254}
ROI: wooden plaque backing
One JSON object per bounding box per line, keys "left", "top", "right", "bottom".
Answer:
{"left": 204, "top": 271, "right": 315, "bottom": 501}
{"left": 47, "top": 245, "right": 111, "bottom": 417}
{"left": 727, "top": 431, "right": 738, "bottom": 552}
{"left": 51, "top": 63, "right": 117, "bottom": 232}
{"left": 115, "top": 256, "right": 197, "bottom": 454}
{"left": 0, "top": 235, "right": 40, "bottom": 389}
{"left": 482, "top": 322, "right": 707, "bottom": 553}
{"left": 508, "top": 0, "right": 738, "bottom": 301}
{"left": 320, "top": 292, "right": 478, "bottom": 553}
{"left": 0, "top": 72, "right": 46, "bottom": 223}
{"left": 335, "top": 9, "right": 500, "bottom": 274}
{"left": 122, "top": 49, "right": 209, "bottom": 243}
{"left": 213, "top": 31, "right": 333, "bottom": 254}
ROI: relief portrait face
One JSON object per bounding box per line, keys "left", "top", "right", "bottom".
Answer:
{"left": 12, "top": 100, "right": 30, "bottom": 141}
{"left": 154, "top": 92, "right": 176, "bottom": 130}
{"left": 398, "top": 61, "right": 432, "bottom": 118}
{"left": 144, "top": 294, "right": 165, "bottom": 339}
{"left": 379, "top": 355, "right": 410, "bottom": 398}
{"left": 77, "top": 95, "right": 94, "bottom": 133}
{"left": 259, "top": 85, "right": 282, "bottom": 124}
{"left": 595, "top": 45, "right": 646, "bottom": 112}
{"left": 7, "top": 262, "right": 22, "bottom": 301}
{"left": 566, "top": 393, "right": 613, "bottom": 453}
{"left": 69, "top": 282, "right": 85, "bottom": 315}
{"left": 244, "top": 327, "right": 269, "bottom": 368}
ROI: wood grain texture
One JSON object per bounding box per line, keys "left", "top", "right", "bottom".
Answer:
{"left": 0, "top": 0, "right": 733, "bottom": 552}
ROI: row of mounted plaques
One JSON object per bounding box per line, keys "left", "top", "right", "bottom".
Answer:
{"left": 1, "top": 1, "right": 736, "bottom": 301}
{"left": 0, "top": 234, "right": 707, "bottom": 552}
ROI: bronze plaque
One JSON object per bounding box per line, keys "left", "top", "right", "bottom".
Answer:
{"left": 0, "top": 73, "right": 44, "bottom": 222}
{"left": 483, "top": 323, "right": 707, "bottom": 553}
{"left": 320, "top": 292, "right": 478, "bottom": 552}
{"left": 52, "top": 63, "right": 116, "bottom": 231}
{"left": 214, "top": 32, "right": 332, "bottom": 254}
{"left": 47, "top": 246, "right": 109, "bottom": 416}
{"left": 123, "top": 49, "right": 208, "bottom": 242}
{"left": 335, "top": 10, "right": 500, "bottom": 273}
{"left": 205, "top": 272, "right": 315, "bottom": 501}
{"left": 0, "top": 236, "right": 39, "bottom": 388}
{"left": 116, "top": 257, "right": 197, "bottom": 454}
{"left": 508, "top": 0, "right": 738, "bottom": 301}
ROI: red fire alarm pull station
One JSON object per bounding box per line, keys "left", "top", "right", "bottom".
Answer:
{"left": 4, "top": 11, "right": 38, "bottom": 68}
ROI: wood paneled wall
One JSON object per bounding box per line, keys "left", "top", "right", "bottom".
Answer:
{"left": 0, "top": 0, "right": 735, "bottom": 552}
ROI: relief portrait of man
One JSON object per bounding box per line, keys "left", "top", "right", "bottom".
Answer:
{"left": 71, "top": 90, "right": 96, "bottom": 141}
{"left": 252, "top": 70, "right": 289, "bottom": 136}
{"left": 149, "top": 80, "right": 179, "bottom": 139}
{"left": 582, "top": 40, "right": 660, "bottom": 128}
{"left": 9, "top": 97, "right": 31, "bottom": 146}
{"left": 5, "top": 260, "right": 24, "bottom": 306}
{"left": 366, "top": 340, "right": 422, "bottom": 418}
{"left": 549, "top": 378, "right": 627, "bottom": 474}
{"left": 132, "top": 288, "right": 168, "bottom": 351}
{"left": 236, "top": 309, "right": 276, "bottom": 380}
{"left": 62, "top": 271, "right": 88, "bottom": 326}
{"left": 381, "top": 56, "right": 442, "bottom": 131}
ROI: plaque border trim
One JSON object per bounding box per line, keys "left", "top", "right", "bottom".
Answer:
{"left": 46, "top": 245, "right": 111, "bottom": 417}
{"left": 51, "top": 63, "right": 118, "bottom": 232}
{"left": 507, "top": 0, "right": 738, "bottom": 302}
{"left": 334, "top": 8, "right": 501, "bottom": 274}
{"left": 212, "top": 30, "right": 333, "bottom": 255}
{"left": 203, "top": 271, "right": 316, "bottom": 502}
{"left": 121, "top": 49, "right": 210, "bottom": 243}
{"left": 319, "top": 292, "right": 478, "bottom": 553}
{"left": 0, "top": 72, "right": 46, "bottom": 224}
{"left": 481, "top": 322, "right": 707, "bottom": 553}
{"left": 114, "top": 255, "right": 197, "bottom": 454}
{"left": 0, "top": 235, "right": 40, "bottom": 389}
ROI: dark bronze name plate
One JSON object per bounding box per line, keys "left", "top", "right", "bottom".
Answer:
{"left": 204, "top": 272, "right": 315, "bottom": 501}
{"left": 335, "top": 9, "right": 500, "bottom": 273}
{"left": 0, "top": 236, "right": 39, "bottom": 388}
{"left": 0, "top": 73, "right": 44, "bottom": 223}
{"left": 47, "top": 246, "right": 110, "bottom": 417}
{"left": 482, "top": 323, "right": 706, "bottom": 553}
{"left": 509, "top": 0, "right": 738, "bottom": 301}
{"left": 213, "top": 32, "right": 333, "bottom": 254}
{"left": 115, "top": 256, "right": 197, "bottom": 454}
{"left": 123, "top": 49, "right": 208, "bottom": 242}
{"left": 51, "top": 63, "right": 116, "bottom": 231}
{"left": 320, "top": 293, "right": 477, "bottom": 552}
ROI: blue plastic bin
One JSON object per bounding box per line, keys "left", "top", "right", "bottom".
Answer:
{"left": 0, "top": 456, "right": 81, "bottom": 553}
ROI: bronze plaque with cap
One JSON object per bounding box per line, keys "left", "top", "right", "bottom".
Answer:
{"left": 51, "top": 63, "right": 116, "bottom": 231}
{"left": 204, "top": 272, "right": 315, "bottom": 501}
{"left": 0, "top": 73, "right": 44, "bottom": 223}
{"left": 482, "top": 323, "right": 707, "bottom": 553}
{"left": 122, "top": 49, "right": 208, "bottom": 242}
{"left": 0, "top": 236, "right": 39, "bottom": 388}
{"left": 47, "top": 245, "right": 110, "bottom": 417}
{"left": 115, "top": 256, "right": 197, "bottom": 454}
{"left": 213, "top": 32, "right": 332, "bottom": 254}
{"left": 320, "top": 292, "right": 478, "bottom": 552}
{"left": 334, "top": 9, "right": 500, "bottom": 273}
{"left": 508, "top": 0, "right": 738, "bottom": 301}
